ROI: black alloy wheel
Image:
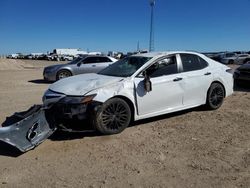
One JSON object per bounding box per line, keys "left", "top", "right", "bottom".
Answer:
{"left": 93, "top": 98, "right": 131, "bottom": 134}
{"left": 206, "top": 83, "right": 225, "bottom": 110}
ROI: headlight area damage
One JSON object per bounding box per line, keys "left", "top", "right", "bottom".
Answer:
{"left": 0, "top": 94, "right": 100, "bottom": 152}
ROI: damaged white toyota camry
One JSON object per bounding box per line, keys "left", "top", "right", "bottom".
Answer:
{"left": 0, "top": 51, "right": 234, "bottom": 152}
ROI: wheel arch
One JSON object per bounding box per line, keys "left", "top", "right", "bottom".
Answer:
{"left": 57, "top": 67, "right": 73, "bottom": 74}
{"left": 110, "top": 95, "right": 135, "bottom": 122}
{"left": 208, "top": 81, "right": 226, "bottom": 98}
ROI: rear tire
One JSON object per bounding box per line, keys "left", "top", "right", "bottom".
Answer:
{"left": 93, "top": 98, "right": 131, "bottom": 135}
{"left": 206, "top": 83, "right": 225, "bottom": 110}
{"left": 56, "top": 70, "right": 72, "bottom": 80}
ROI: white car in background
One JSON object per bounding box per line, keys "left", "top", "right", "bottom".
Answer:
{"left": 221, "top": 54, "right": 250, "bottom": 64}
{"left": 7, "top": 53, "right": 19, "bottom": 59}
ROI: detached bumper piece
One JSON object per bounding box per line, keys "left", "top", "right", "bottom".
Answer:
{"left": 0, "top": 105, "right": 56, "bottom": 152}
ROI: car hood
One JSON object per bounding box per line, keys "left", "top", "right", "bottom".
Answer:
{"left": 238, "top": 64, "right": 250, "bottom": 71}
{"left": 49, "top": 73, "right": 123, "bottom": 96}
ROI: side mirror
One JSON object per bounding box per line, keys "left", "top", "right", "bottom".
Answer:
{"left": 77, "top": 62, "right": 81, "bottom": 67}
{"left": 143, "top": 71, "right": 152, "bottom": 92}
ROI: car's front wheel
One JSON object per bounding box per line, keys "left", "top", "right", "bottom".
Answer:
{"left": 93, "top": 98, "right": 131, "bottom": 135}
{"left": 56, "top": 70, "right": 72, "bottom": 80}
{"left": 206, "top": 83, "right": 225, "bottom": 110}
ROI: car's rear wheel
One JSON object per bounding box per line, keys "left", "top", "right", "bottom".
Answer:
{"left": 56, "top": 70, "right": 72, "bottom": 80}
{"left": 206, "top": 83, "right": 225, "bottom": 110}
{"left": 93, "top": 98, "right": 131, "bottom": 135}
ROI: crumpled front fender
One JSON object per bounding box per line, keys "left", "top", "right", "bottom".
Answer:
{"left": 0, "top": 105, "right": 56, "bottom": 152}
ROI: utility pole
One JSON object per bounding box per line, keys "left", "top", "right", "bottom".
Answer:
{"left": 137, "top": 41, "right": 140, "bottom": 52}
{"left": 149, "top": 0, "right": 155, "bottom": 52}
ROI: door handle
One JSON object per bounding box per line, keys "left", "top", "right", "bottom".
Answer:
{"left": 204, "top": 72, "right": 211, "bottom": 76}
{"left": 92, "top": 65, "right": 96, "bottom": 67}
{"left": 173, "top": 77, "right": 183, "bottom": 82}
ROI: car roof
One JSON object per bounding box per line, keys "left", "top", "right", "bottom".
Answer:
{"left": 78, "top": 55, "right": 107, "bottom": 59}
{"left": 133, "top": 51, "right": 203, "bottom": 58}
{"left": 83, "top": 55, "right": 103, "bottom": 57}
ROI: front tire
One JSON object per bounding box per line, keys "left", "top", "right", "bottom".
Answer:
{"left": 56, "top": 70, "right": 72, "bottom": 80}
{"left": 206, "top": 83, "right": 225, "bottom": 110}
{"left": 93, "top": 98, "right": 131, "bottom": 135}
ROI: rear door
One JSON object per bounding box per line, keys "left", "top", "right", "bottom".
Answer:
{"left": 94, "top": 57, "right": 113, "bottom": 72}
{"left": 178, "top": 53, "right": 213, "bottom": 106}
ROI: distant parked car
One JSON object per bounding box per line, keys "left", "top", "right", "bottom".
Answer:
{"left": 43, "top": 55, "right": 117, "bottom": 81}
{"left": 7, "top": 53, "right": 19, "bottom": 59}
{"left": 218, "top": 52, "right": 236, "bottom": 64}
{"left": 209, "top": 52, "right": 235, "bottom": 63}
{"left": 234, "top": 63, "right": 250, "bottom": 84}
{"left": 221, "top": 54, "right": 250, "bottom": 65}
{"left": 24, "top": 54, "right": 34, "bottom": 59}
{"left": 236, "top": 54, "right": 250, "bottom": 64}
{"left": 46, "top": 54, "right": 60, "bottom": 61}
{"left": 60, "top": 55, "right": 74, "bottom": 61}
{"left": 36, "top": 54, "right": 48, "bottom": 60}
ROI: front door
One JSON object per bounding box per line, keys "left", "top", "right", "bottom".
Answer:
{"left": 134, "top": 55, "right": 184, "bottom": 116}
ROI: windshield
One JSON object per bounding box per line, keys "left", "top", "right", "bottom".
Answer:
{"left": 98, "top": 56, "right": 152, "bottom": 77}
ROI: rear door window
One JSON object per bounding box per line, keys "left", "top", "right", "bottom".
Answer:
{"left": 180, "top": 54, "right": 208, "bottom": 72}
{"left": 84, "top": 57, "right": 112, "bottom": 64}
{"left": 83, "top": 57, "right": 99, "bottom": 64}
{"left": 99, "top": 57, "right": 112, "bottom": 62}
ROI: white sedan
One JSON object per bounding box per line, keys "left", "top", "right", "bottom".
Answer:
{"left": 221, "top": 54, "right": 250, "bottom": 65}
{"left": 43, "top": 51, "right": 233, "bottom": 134}
{"left": 0, "top": 51, "right": 234, "bottom": 152}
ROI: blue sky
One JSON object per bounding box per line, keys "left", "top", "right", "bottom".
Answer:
{"left": 0, "top": 0, "right": 250, "bottom": 54}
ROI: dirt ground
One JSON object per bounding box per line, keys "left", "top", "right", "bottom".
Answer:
{"left": 0, "top": 59, "right": 249, "bottom": 188}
